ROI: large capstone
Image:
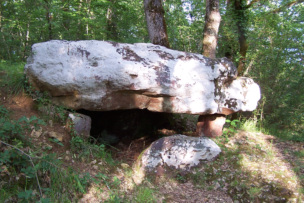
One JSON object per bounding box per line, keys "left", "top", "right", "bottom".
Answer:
{"left": 24, "top": 40, "right": 260, "bottom": 115}
{"left": 140, "top": 134, "right": 221, "bottom": 172}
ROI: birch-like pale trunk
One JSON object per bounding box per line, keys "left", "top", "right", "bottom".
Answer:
{"left": 143, "top": 0, "right": 170, "bottom": 48}
{"left": 202, "top": 0, "right": 221, "bottom": 59}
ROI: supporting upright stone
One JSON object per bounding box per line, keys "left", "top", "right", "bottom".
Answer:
{"left": 66, "top": 113, "right": 91, "bottom": 138}
{"left": 196, "top": 114, "right": 226, "bottom": 138}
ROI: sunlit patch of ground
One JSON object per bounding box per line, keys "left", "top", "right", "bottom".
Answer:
{"left": 206, "top": 130, "right": 304, "bottom": 202}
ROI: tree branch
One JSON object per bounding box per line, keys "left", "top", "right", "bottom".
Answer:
{"left": 272, "top": 0, "right": 304, "bottom": 13}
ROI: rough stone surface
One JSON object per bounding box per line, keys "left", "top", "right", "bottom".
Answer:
{"left": 141, "top": 134, "right": 221, "bottom": 172}
{"left": 66, "top": 113, "right": 91, "bottom": 138}
{"left": 46, "top": 131, "right": 63, "bottom": 142}
{"left": 196, "top": 114, "right": 226, "bottom": 138}
{"left": 25, "top": 40, "right": 260, "bottom": 115}
{"left": 30, "top": 127, "right": 43, "bottom": 138}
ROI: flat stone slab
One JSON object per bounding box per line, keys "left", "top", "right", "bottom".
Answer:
{"left": 25, "top": 40, "right": 260, "bottom": 115}
{"left": 141, "top": 134, "right": 221, "bottom": 172}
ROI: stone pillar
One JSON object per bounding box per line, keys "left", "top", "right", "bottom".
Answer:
{"left": 66, "top": 113, "right": 91, "bottom": 138}
{"left": 196, "top": 114, "right": 226, "bottom": 138}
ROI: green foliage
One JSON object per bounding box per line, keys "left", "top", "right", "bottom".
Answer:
{"left": 17, "top": 190, "right": 34, "bottom": 202}
{"left": 70, "top": 135, "right": 111, "bottom": 162}
{"left": 27, "top": 89, "right": 69, "bottom": 124}
{"left": 0, "top": 140, "right": 100, "bottom": 202}
{"left": 223, "top": 119, "right": 240, "bottom": 138}
{"left": 134, "top": 186, "right": 156, "bottom": 203}
{"left": 243, "top": 2, "right": 304, "bottom": 137}
{"left": 0, "top": 105, "right": 101, "bottom": 202}
{"left": 0, "top": 108, "right": 45, "bottom": 143}
{"left": 0, "top": 105, "right": 9, "bottom": 117}
{"left": 267, "top": 127, "right": 304, "bottom": 142}
{"left": 294, "top": 150, "right": 304, "bottom": 158}
{"left": 49, "top": 138, "right": 64, "bottom": 147}
{"left": 248, "top": 187, "right": 262, "bottom": 199}
{"left": 240, "top": 118, "right": 260, "bottom": 133}
{"left": 176, "top": 173, "right": 188, "bottom": 183}
{"left": 0, "top": 61, "right": 25, "bottom": 95}
{"left": 0, "top": 0, "right": 147, "bottom": 62}
{"left": 164, "top": 0, "right": 205, "bottom": 53}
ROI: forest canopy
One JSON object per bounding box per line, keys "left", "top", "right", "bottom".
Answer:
{"left": 0, "top": 0, "right": 303, "bottom": 138}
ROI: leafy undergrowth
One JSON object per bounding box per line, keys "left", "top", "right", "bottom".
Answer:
{"left": 190, "top": 131, "right": 304, "bottom": 202}
{"left": 0, "top": 62, "right": 303, "bottom": 202}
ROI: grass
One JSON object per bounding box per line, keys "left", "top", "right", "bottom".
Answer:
{"left": 263, "top": 121, "right": 304, "bottom": 142}
{"left": 240, "top": 118, "right": 260, "bottom": 132}
{"left": 294, "top": 150, "right": 304, "bottom": 158}
{"left": 248, "top": 187, "right": 262, "bottom": 199}
{"left": 135, "top": 186, "right": 157, "bottom": 203}
{"left": 271, "top": 129, "right": 304, "bottom": 142}
{"left": 0, "top": 61, "right": 25, "bottom": 96}
{"left": 70, "top": 136, "right": 108, "bottom": 160}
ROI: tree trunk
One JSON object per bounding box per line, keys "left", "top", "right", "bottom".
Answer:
{"left": 202, "top": 0, "right": 221, "bottom": 59}
{"left": 77, "top": 0, "right": 85, "bottom": 40}
{"left": 84, "top": 0, "right": 91, "bottom": 37}
{"left": 62, "top": 0, "right": 70, "bottom": 34}
{"left": 23, "top": 22, "right": 30, "bottom": 59}
{"left": 143, "top": 0, "right": 170, "bottom": 48}
{"left": 106, "top": 0, "right": 118, "bottom": 41}
{"left": 0, "top": 3, "right": 2, "bottom": 30}
{"left": 44, "top": 0, "right": 53, "bottom": 40}
{"left": 231, "top": 0, "right": 248, "bottom": 76}
{"left": 0, "top": 4, "right": 11, "bottom": 60}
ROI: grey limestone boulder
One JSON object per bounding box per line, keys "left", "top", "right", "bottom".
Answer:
{"left": 141, "top": 134, "right": 221, "bottom": 172}
{"left": 24, "top": 40, "right": 260, "bottom": 115}
{"left": 66, "top": 113, "right": 91, "bottom": 138}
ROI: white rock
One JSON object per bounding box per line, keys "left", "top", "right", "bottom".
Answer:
{"left": 141, "top": 134, "right": 221, "bottom": 171}
{"left": 25, "top": 40, "right": 260, "bottom": 115}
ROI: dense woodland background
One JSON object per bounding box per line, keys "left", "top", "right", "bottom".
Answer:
{"left": 0, "top": 0, "right": 303, "bottom": 139}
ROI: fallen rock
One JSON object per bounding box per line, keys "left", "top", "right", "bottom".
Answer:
{"left": 45, "top": 131, "right": 64, "bottom": 142}
{"left": 30, "top": 127, "right": 43, "bottom": 138}
{"left": 140, "top": 134, "right": 221, "bottom": 173}
{"left": 25, "top": 40, "right": 260, "bottom": 115}
{"left": 66, "top": 113, "right": 91, "bottom": 138}
{"left": 121, "top": 163, "right": 130, "bottom": 169}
